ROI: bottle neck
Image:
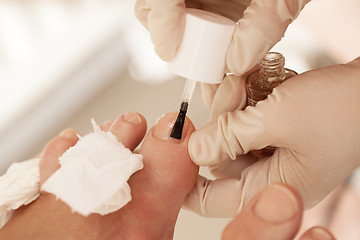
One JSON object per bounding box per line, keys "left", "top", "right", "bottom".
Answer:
{"left": 259, "top": 52, "right": 285, "bottom": 79}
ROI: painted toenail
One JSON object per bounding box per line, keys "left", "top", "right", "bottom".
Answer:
{"left": 123, "top": 112, "right": 142, "bottom": 124}
{"left": 152, "top": 112, "right": 188, "bottom": 142}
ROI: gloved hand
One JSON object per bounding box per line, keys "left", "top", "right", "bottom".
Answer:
{"left": 184, "top": 58, "right": 360, "bottom": 217}
{"left": 222, "top": 183, "right": 336, "bottom": 240}
{"left": 134, "top": 0, "right": 310, "bottom": 75}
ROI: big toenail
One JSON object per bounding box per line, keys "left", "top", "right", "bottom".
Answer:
{"left": 152, "top": 112, "right": 188, "bottom": 143}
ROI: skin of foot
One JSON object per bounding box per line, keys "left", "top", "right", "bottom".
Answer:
{"left": 0, "top": 112, "right": 198, "bottom": 240}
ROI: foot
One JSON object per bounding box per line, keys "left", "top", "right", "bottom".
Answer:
{"left": 0, "top": 112, "right": 198, "bottom": 240}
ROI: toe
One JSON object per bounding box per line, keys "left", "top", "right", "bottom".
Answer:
{"left": 141, "top": 112, "right": 198, "bottom": 193}
{"left": 108, "top": 112, "right": 198, "bottom": 238}
{"left": 100, "top": 121, "right": 113, "bottom": 131}
{"left": 39, "top": 129, "right": 78, "bottom": 185}
{"left": 108, "top": 112, "right": 147, "bottom": 151}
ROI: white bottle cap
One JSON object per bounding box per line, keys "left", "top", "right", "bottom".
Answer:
{"left": 168, "top": 8, "right": 236, "bottom": 84}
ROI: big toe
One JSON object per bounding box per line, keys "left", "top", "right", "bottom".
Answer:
{"left": 140, "top": 112, "right": 198, "bottom": 196}
{"left": 109, "top": 112, "right": 199, "bottom": 239}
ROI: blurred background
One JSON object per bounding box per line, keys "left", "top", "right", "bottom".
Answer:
{"left": 0, "top": 0, "right": 359, "bottom": 239}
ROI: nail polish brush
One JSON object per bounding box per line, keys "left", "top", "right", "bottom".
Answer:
{"left": 170, "top": 78, "right": 196, "bottom": 139}
{"left": 167, "top": 9, "right": 236, "bottom": 139}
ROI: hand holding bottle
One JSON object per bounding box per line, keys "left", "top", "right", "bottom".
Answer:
{"left": 184, "top": 57, "right": 360, "bottom": 217}
{"left": 134, "top": 0, "right": 310, "bottom": 75}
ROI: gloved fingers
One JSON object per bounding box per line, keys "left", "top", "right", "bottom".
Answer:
{"left": 135, "top": 0, "right": 309, "bottom": 72}
{"left": 183, "top": 175, "right": 243, "bottom": 217}
{"left": 185, "top": 145, "right": 323, "bottom": 217}
{"left": 189, "top": 97, "right": 348, "bottom": 210}
{"left": 190, "top": 62, "right": 360, "bottom": 166}
{"left": 184, "top": 150, "right": 292, "bottom": 217}
{"left": 134, "top": 0, "right": 186, "bottom": 61}
{"left": 200, "top": 82, "right": 220, "bottom": 111}
{"left": 134, "top": 0, "right": 150, "bottom": 29}
{"left": 222, "top": 184, "right": 302, "bottom": 240}
{"left": 201, "top": 65, "right": 257, "bottom": 120}
{"left": 190, "top": 68, "right": 258, "bottom": 167}
{"left": 189, "top": 106, "right": 271, "bottom": 166}
{"left": 134, "top": 0, "right": 251, "bottom": 61}
{"left": 189, "top": 62, "right": 360, "bottom": 216}
{"left": 298, "top": 227, "right": 335, "bottom": 240}
{"left": 226, "top": 0, "right": 310, "bottom": 75}
{"left": 189, "top": 68, "right": 323, "bottom": 167}
{"left": 208, "top": 153, "right": 258, "bottom": 179}
{"left": 209, "top": 74, "right": 248, "bottom": 121}
{"left": 208, "top": 74, "right": 247, "bottom": 121}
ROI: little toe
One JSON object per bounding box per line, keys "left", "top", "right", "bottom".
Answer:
{"left": 109, "top": 112, "right": 147, "bottom": 151}
{"left": 39, "top": 129, "right": 78, "bottom": 185}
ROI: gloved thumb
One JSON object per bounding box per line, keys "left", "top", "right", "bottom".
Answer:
{"left": 134, "top": 0, "right": 186, "bottom": 61}
{"left": 188, "top": 104, "right": 273, "bottom": 166}
{"left": 222, "top": 184, "right": 303, "bottom": 240}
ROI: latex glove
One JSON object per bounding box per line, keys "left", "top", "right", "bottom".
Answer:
{"left": 222, "top": 183, "right": 336, "bottom": 240}
{"left": 184, "top": 58, "right": 360, "bottom": 217}
{"left": 134, "top": 0, "right": 310, "bottom": 75}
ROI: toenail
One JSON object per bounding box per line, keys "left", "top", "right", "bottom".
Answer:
{"left": 59, "top": 129, "right": 78, "bottom": 139}
{"left": 152, "top": 112, "right": 188, "bottom": 143}
{"left": 123, "top": 112, "right": 142, "bottom": 124}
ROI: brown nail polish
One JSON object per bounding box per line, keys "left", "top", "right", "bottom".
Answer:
{"left": 246, "top": 52, "right": 297, "bottom": 158}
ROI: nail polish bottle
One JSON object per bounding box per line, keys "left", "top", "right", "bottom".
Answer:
{"left": 246, "top": 52, "right": 297, "bottom": 158}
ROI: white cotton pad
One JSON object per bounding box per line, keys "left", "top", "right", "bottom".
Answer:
{"left": 41, "top": 120, "right": 143, "bottom": 216}
{"left": 0, "top": 158, "right": 40, "bottom": 228}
